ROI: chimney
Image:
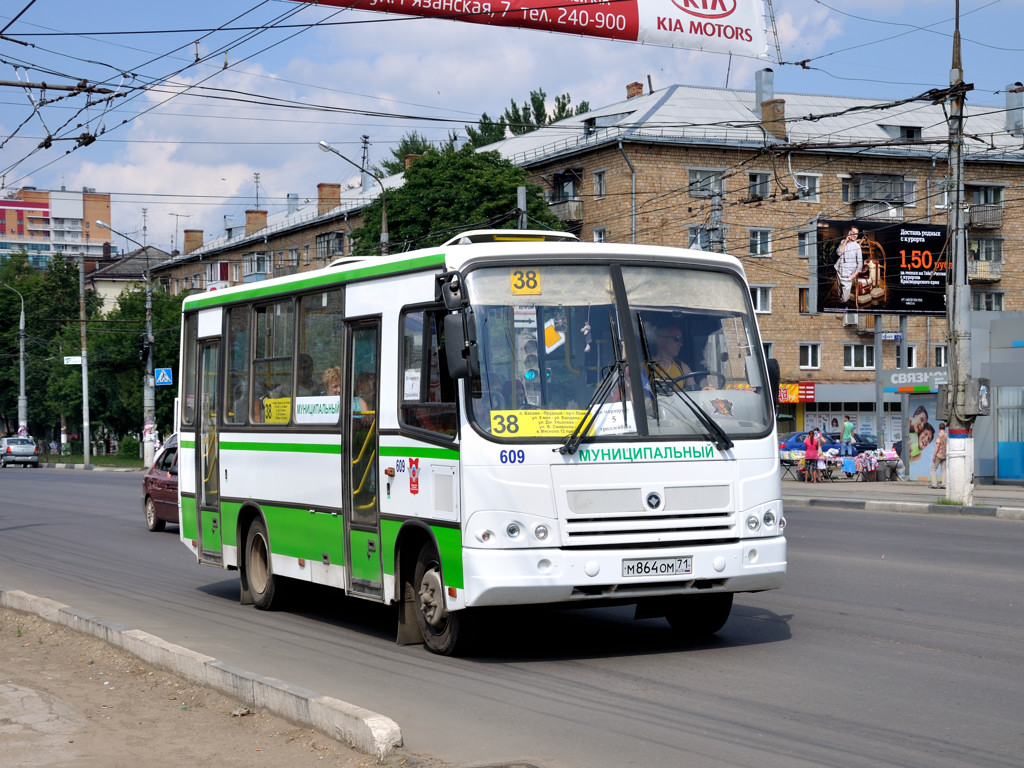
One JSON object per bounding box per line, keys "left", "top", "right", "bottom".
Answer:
{"left": 754, "top": 68, "right": 774, "bottom": 117}
{"left": 183, "top": 229, "right": 203, "bottom": 254}
{"left": 1006, "top": 82, "right": 1024, "bottom": 137}
{"left": 245, "top": 209, "right": 267, "bottom": 237}
{"left": 224, "top": 215, "right": 234, "bottom": 238}
{"left": 761, "top": 98, "right": 788, "bottom": 141}
{"left": 287, "top": 192, "right": 299, "bottom": 215}
{"left": 318, "top": 182, "right": 341, "bottom": 216}
{"left": 404, "top": 154, "right": 423, "bottom": 170}
{"left": 626, "top": 81, "right": 644, "bottom": 99}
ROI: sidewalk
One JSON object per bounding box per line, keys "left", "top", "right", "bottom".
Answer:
{"left": 781, "top": 473, "right": 1024, "bottom": 521}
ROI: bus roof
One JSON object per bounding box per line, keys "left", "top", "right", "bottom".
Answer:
{"left": 180, "top": 232, "right": 744, "bottom": 311}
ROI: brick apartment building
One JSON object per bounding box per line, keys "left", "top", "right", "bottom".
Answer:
{"left": 151, "top": 70, "right": 1024, "bottom": 472}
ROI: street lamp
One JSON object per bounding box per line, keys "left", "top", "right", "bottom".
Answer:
{"left": 0, "top": 281, "right": 27, "bottom": 437}
{"left": 97, "top": 219, "right": 157, "bottom": 468}
{"left": 318, "top": 140, "right": 389, "bottom": 255}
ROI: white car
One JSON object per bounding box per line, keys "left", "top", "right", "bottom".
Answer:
{"left": 0, "top": 436, "right": 40, "bottom": 468}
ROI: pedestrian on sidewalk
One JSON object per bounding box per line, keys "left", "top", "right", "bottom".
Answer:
{"left": 804, "top": 428, "right": 824, "bottom": 483}
{"left": 840, "top": 415, "right": 856, "bottom": 457}
{"left": 930, "top": 422, "right": 947, "bottom": 488}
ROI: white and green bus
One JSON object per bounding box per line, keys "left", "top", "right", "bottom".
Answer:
{"left": 177, "top": 230, "right": 786, "bottom": 654}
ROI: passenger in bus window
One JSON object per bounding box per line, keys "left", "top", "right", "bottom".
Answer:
{"left": 271, "top": 353, "right": 318, "bottom": 397}
{"left": 353, "top": 372, "right": 376, "bottom": 427}
{"left": 322, "top": 366, "right": 342, "bottom": 397}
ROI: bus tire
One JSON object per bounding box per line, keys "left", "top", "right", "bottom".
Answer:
{"left": 245, "top": 519, "right": 279, "bottom": 610}
{"left": 144, "top": 497, "right": 166, "bottom": 532}
{"left": 412, "top": 544, "right": 469, "bottom": 656}
{"left": 665, "top": 592, "right": 733, "bottom": 638}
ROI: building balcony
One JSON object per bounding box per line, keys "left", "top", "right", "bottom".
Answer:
{"left": 853, "top": 200, "right": 904, "bottom": 220}
{"left": 548, "top": 198, "right": 584, "bottom": 224}
{"left": 968, "top": 259, "right": 1002, "bottom": 283}
{"left": 968, "top": 204, "right": 1002, "bottom": 229}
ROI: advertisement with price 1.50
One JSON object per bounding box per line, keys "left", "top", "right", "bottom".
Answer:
{"left": 817, "top": 219, "right": 948, "bottom": 316}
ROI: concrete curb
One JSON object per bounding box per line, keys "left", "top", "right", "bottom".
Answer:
{"left": 0, "top": 588, "right": 402, "bottom": 761}
{"left": 789, "top": 495, "right": 1024, "bottom": 521}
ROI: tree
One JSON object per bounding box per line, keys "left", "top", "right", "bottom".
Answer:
{"left": 466, "top": 88, "right": 590, "bottom": 147}
{"left": 378, "top": 131, "right": 435, "bottom": 176}
{"left": 350, "top": 144, "right": 564, "bottom": 255}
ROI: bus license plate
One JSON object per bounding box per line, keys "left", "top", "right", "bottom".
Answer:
{"left": 622, "top": 556, "right": 692, "bottom": 577}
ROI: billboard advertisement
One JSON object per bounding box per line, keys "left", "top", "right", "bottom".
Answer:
{"left": 298, "top": 0, "right": 769, "bottom": 58}
{"left": 816, "top": 219, "right": 948, "bottom": 316}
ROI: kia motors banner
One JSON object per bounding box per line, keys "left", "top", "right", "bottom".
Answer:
{"left": 817, "top": 219, "right": 949, "bottom": 316}
{"left": 297, "top": 0, "right": 769, "bottom": 58}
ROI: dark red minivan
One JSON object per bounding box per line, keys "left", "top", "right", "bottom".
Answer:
{"left": 142, "top": 434, "right": 179, "bottom": 531}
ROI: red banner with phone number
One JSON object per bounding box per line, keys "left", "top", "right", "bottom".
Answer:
{"left": 296, "top": 0, "right": 768, "bottom": 58}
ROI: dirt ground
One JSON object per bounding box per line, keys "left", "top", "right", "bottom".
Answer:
{"left": 0, "top": 607, "right": 441, "bottom": 768}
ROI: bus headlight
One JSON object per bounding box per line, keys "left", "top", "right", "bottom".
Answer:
{"left": 506, "top": 522, "right": 522, "bottom": 538}
{"left": 763, "top": 511, "right": 776, "bottom": 527}
{"left": 746, "top": 514, "right": 761, "bottom": 532}
{"left": 534, "top": 524, "right": 549, "bottom": 540}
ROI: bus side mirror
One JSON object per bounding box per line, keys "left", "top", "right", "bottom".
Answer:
{"left": 767, "top": 358, "right": 781, "bottom": 413}
{"left": 444, "top": 311, "right": 478, "bottom": 380}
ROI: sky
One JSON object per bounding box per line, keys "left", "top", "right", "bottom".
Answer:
{"left": 1, "top": 0, "right": 1022, "bottom": 254}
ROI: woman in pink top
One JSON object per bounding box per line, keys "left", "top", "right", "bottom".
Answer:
{"left": 804, "top": 429, "right": 821, "bottom": 483}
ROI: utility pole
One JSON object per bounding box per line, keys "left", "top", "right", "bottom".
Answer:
{"left": 78, "top": 248, "right": 91, "bottom": 467}
{"left": 709, "top": 189, "right": 724, "bottom": 252}
{"left": 945, "top": 1, "right": 975, "bottom": 505}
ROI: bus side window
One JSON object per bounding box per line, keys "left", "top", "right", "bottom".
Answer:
{"left": 399, "top": 309, "right": 457, "bottom": 437}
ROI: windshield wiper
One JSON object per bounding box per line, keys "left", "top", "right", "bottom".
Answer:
{"left": 558, "top": 313, "right": 627, "bottom": 455}
{"left": 557, "top": 359, "right": 626, "bottom": 455}
{"left": 646, "top": 358, "right": 734, "bottom": 452}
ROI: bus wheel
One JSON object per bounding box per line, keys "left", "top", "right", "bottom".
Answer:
{"left": 245, "top": 519, "right": 278, "bottom": 610}
{"left": 412, "top": 545, "right": 467, "bottom": 655}
{"left": 144, "top": 497, "right": 166, "bottom": 532}
{"left": 665, "top": 593, "right": 733, "bottom": 639}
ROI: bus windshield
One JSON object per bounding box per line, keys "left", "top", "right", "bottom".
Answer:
{"left": 463, "top": 262, "right": 774, "bottom": 443}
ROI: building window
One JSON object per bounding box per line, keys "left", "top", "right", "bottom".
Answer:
{"left": 592, "top": 169, "right": 606, "bottom": 198}
{"left": 795, "top": 174, "right": 820, "bottom": 201}
{"left": 934, "top": 344, "right": 948, "bottom": 367}
{"left": 852, "top": 174, "right": 904, "bottom": 202}
{"left": 970, "top": 237, "right": 1003, "bottom": 262}
{"left": 688, "top": 169, "right": 725, "bottom": 198}
{"left": 840, "top": 175, "right": 852, "bottom": 203}
{"left": 288, "top": 248, "right": 298, "bottom": 267}
{"left": 797, "top": 230, "right": 812, "bottom": 259}
{"left": 903, "top": 179, "right": 917, "bottom": 207}
{"left": 967, "top": 185, "right": 1003, "bottom": 205}
{"left": 552, "top": 169, "right": 582, "bottom": 202}
{"left": 748, "top": 229, "right": 771, "bottom": 257}
{"left": 316, "top": 233, "right": 332, "bottom": 262}
{"left": 895, "top": 345, "right": 917, "bottom": 369}
{"left": 243, "top": 252, "right": 269, "bottom": 277}
{"left": 688, "top": 226, "right": 710, "bottom": 250}
{"left": 748, "top": 172, "right": 770, "bottom": 200}
{"left": 972, "top": 291, "right": 1003, "bottom": 311}
{"left": 844, "top": 344, "right": 875, "bottom": 370}
{"left": 798, "top": 287, "right": 810, "bottom": 314}
{"left": 799, "top": 343, "right": 821, "bottom": 370}
{"left": 276, "top": 250, "right": 284, "bottom": 268}
{"left": 750, "top": 285, "right": 772, "bottom": 313}
{"left": 592, "top": 227, "right": 607, "bottom": 243}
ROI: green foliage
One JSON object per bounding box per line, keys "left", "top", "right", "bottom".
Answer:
{"left": 119, "top": 434, "right": 139, "bottom": 459}
{"left": 378, "top": 131, "right": 435, "bottom": 176}
{"left": 0, "top": 252, "right": 180, "bottom": 443}
{"left": 466, "top": 88, "right": 590, "bottom": 148}
{"left": 350, "top": 144, "right": 564, "bottom": 254}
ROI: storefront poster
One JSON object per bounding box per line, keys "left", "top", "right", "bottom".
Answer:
{"left": 817, "top": 220, "right": 948, "bottom": 316}
{"left": 905, "top": 394, "right": 939, "bottom": 482}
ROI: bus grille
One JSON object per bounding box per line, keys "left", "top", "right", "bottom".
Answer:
{"left": 563, "top": 484, "right": 736, "bottom": 547}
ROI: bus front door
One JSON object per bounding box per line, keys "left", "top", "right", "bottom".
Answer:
{"left": 345, "top": 321, "right": 382, "bottom": 598}
{"left": 197, "top": 340, "right": 222, "bottom": 564}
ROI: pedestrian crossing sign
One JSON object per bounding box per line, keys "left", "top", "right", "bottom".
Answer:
{"left": 155, "top": 367, "right": 174, "bottom": 386}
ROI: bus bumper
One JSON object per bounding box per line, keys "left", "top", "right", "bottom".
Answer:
{"left": 458, "top": 536, "right": 786, "bottom": 608}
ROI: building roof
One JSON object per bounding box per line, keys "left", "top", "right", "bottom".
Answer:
{"left": 485, "top": 82, "right": 1024, "bottom": 167}
{"left": 88, "top": 246, "right": 169, "bottom": 282}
